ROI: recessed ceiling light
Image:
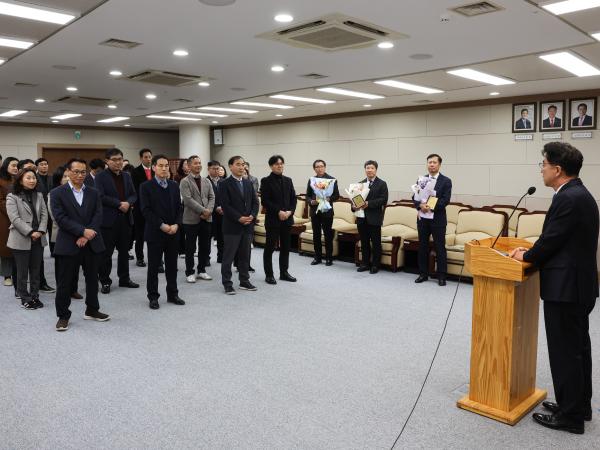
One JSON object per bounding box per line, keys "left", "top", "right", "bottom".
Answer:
{"left": 377, "top": 41, "right": 394, "bottom": 49}
{"left": 0, "top": 37, "right": 34, "bottom": 49}
{"left": 124, "top": 124, "right": 130, "bottom": 127}
{"left": 274, "top": 13, "right": 293, "bottom": 22}
{"left": 35, "top": 98, "right": 45, "bottom": 103}
{"left": 171, "top": 110, "right": 227, "bottom": 117}
{"left": 539, "top": 51, "right": 600, "bottom": 77}
{"left": 363, "top": 104, "right": 372, "bottom": 108}
{"left": 147, "top": 115, "right": 202, "bottom": 121}
{"left": 269, "top": 94, "right": 335, "bottom": 104}
{"left": 51, "top": 113, "right": 81, "bottom": 120}
{"left": 0, "top": 58, "right": 5, "bottom": 65}
{"left": 275, "top": 114, "right": 283, "bottom": 117}
{"left": 271, "top": 65, "right": 285, "bottom": 72}
{"left": 198, "top": 81, "right": 210, "bottom": 87}
{"left": 0, "top": 1, "right": 76, "bottom": 24}
{"left": 198, "top": 106, "right": 258, "bottom": 113}
{"left": 109, "top": 70, "right": 122, "bottom": 76}
{"left": 211, "top": 120, "right": 219, "bottom": 124}
{"left": 231, "top": 101, "right": 293, "bottom": 109}
{"left": 145, "top": 93, "right": 157, "bottom": 100}
{"left": 97, "top": 116, "right": 129, "bottom": 123}
{"left": 374, "top": 79, "right": 443, "bottom": 94}
{"left": 173, "top": 49, "right": 189, "bottom": 57}
{"left": 66, "top": 86, "right": 78, "bottom": 92}
{"left": 489, "top": 92, "right": 500, "bottom": 96}
{"left": 592, "top": 32, "right": 600, "bottom": 41}
{"left": 108, "top": 104, "right": 117, "bottom": 109}
{"left": 51, "top": 120, "right": 59, "bottom": 123}
{"left": 316, "top": 87, "right": 385, "bottom": 100}
{"left": 542, "top": 0, "right": 600, "bottom": 15}
{"left": 446, "top": 68, "right": 515, "bottom": 85}
{"left": 0, "top": 110, "right": 27, "bottom": 117}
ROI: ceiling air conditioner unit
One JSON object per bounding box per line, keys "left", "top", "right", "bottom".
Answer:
{"left": 127, "top": 70, "right": 210, "bottom": 87}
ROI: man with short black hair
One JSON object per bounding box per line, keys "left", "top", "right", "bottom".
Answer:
{"left": 572, "top": 103, "right": 593, "bottom": 127}
{"left": 34, "top": 157, "right": 54, "bottom": 292}
{"left": 17, "top": 159, "right": 35, "bottom": 170}
{"left": 207, "top": 160, "right": 224, "bottom": 264}
{"left": 131, "top": 148, "right": 154, "bottom": 267}
{"left": 84, "top": 158, "right": 105, "bottom": 187}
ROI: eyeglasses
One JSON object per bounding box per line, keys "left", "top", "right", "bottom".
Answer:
{"left": 109, "top": 157, "right": 123, "bottom": 162}
{"left": 71, "top": 170, "right": 87, "bottom": 176}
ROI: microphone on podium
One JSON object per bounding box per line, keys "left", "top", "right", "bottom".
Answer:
{"left": 491, "top": 186, "right": 536, "bottom": 249}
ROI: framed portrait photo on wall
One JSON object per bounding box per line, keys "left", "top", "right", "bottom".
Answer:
{"left": 569, "top": 98, "right": 596, "bottom": 130}
{"left": 539, "top": 100, "right": 565, "bottom": 131}
{"left": 512, "top": 103, "right": 536, "bottom": 133}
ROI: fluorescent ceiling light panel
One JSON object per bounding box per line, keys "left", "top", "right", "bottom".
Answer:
{"left": 316, "top": 87, "right": 384, "bottom": 99}
{"left": 270, "top": 94, "right": 335, "bottom": 104}
{"left": 0, "top": 109, "right": 27, "bottom": 117}
{"left": 542, "top": 0, "right": 600, "bottom": 15}
{"left": 592, "top": 32, "right": 600, "bottom": 41}
{"left": 198, "top": 106, "right": 258, "bottom": 113}
{"left": 539, "top": 52, "right": 600, "bottom": 77}
{"left": 0, "top": 58, "right": 4, "bottom": 65}
{"left": 0, "top": 1, "right": 76, "bottom": 24}
{"left": 446, "top": 68, "right": 515, "bottom": 85}
{"left": 97, "top": 116, "right": 129, "bottom": 123}
{"left": 274, "top": 13, "right": 293, "bottom": 22}
{"left": 147, "top": 115, "right": 202, "bottom": 121}
{"left": 374, "top": 80, "right": 443, "bottom": 94}
{"left": 51, "top": 113, "right": 81, "bottom": 120}
{"left": 231, "top": 101, "right": 294, "bottom": 109}
{"left": 0, "top": 37, "right": 34, "bottom": 49}
{"left": 171, "top": 110, "right": 227, "bottom": 118}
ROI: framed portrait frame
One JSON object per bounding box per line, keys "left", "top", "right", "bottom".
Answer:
{"left": 512, "top": 103, "right": 536, "bottom": 133}
{"left": 569, "top": 98, "right": 596, "bottom": 130}
{"left": 539, "top": 100, "right": 566, "bottom": 132}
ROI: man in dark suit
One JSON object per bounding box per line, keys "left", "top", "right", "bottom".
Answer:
{"left": 413, "top": 154, "right": 453, "bottom": 286}
{"left": 306, "top": 159, "right": 339, "bottom": 266}
{"left": 95, "top": 148, "right": 139, "bottom": 293}
{"left": 260, "top": 155, "right": 297, "bottom": 284}
{"left": 511, "top": 142, "right": 598, "bottom": 434}
{"left": 139, "top": 154, "right": 185, "bottom": 310}
{"left": 83, "top": 158, "right": 105, "bottom": 188}
{"left": 219, "top": 155, "right": 259, "bottom": 295}
{"left": 50, "top": 158, "right": 110, "bottom": 332}
{"left": 515, "top": 108, "right": 532, "bottom": 129}
{"left": 131, "top": 148, "right": 153, "bottom": 267}
{"left": 353, "top": 160, "right": 388, "bottom": 274}
{"left": 207, "top": 160, "right": 224, "bottom": 264}
{"left": 34, "top": 157, "right": 55, "bottom": 293}
{"left": 542, "top": 105, "right": 562, "bottom": 129}
{"left": 572, "top": 103, "right": 593, "bottom": 127}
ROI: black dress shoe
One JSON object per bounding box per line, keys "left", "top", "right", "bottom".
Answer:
{"left": 149, "top": 299, "right": 160, "bottom": 310}
{"left": 414, "top": 275, "right": 428, "bottom": 283}
{"left": 357, "top": 266, "right": 370, "bottom": 272}
{"left": 532, "top": 412, "right": 584, "bottom": 434}
{"left": 248, "top": 266, "right": 256, "bottom": 273}
{"left": 39, "top": 283, "right": 56, "bottom": 293}
{"left": 438, "top": 278, "right": 447, "bottom": 286}
{"left": 311, "top": 258, "right": 322, "bottom": 265}
{"left": 101, "top": 284, "right": 111, "bottom": 294}
{"left": 280, "top": 272, "right": 297, "bottom": 282}
{"left": 325, "top": 259, "right": 333, "bottom": 266}
{"left": 71, "top": 292, "right": 83, "bottom": 300}
{"left": 136, "top": 259, "right": 146, "bottom": 267}
{"left": 224, "top": 286, "right": 236, "bottom": 295}
{"left": 158, "top": 265, "right": 165, "bottom": 273}
{"left": 239, "top": 282, "right": 257, "bottom": 291}
{"left": 128, "top": 252, "right": 134, "bottom": 260}
{"left": 543, "top": 401, "right": 592, "bottom": 421}
{"left": 265, "top": 276, "right": 277, "bottom": 285}
{"left": 369, "top": 267, "right": 379, "bottom": 274}
{"left": 167, "top": 296, "right": 185, "bottom": 305}
{"left": 119, "top": 279, "right": 140, "bottom": 288}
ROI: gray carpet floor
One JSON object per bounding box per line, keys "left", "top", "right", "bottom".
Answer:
{"left": 0, "top": 247, "right": 598, "bottom": 450}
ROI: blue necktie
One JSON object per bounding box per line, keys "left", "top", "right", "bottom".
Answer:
{"left": 237, "top": 180, "right": 244, "bottom": 196}
{"left": 159, "top": 179, "right": 167, "bottom": 189}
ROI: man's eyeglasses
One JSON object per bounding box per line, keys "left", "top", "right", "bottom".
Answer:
{"left": 109, "top": 157, "right": 123, "bottom": 162}
{"left": 71, "top": 170, "right": 87, "bottom": 176}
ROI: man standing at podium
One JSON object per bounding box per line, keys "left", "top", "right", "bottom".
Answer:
{"left": 511, "top": 142, "right": 598, "bottom": 434}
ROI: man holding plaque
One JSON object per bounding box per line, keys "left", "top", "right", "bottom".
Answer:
{"left": 413, "top": 154, "right": 452, "bottom": 286}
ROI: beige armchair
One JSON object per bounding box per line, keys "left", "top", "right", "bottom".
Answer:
{"left": 298, "top": 199, "right": 356, "bottom": 256}
{"left": 254, "top": 194, "right": 307, "bottom": 246}
{"left": 516, "top": 211, "right": 546, "bottom": 243}
{"left": 445, "top": 202, "right": 471, "bottom": 242}
{"left": 489, "top": 204, "right": 527, "bottom": 237}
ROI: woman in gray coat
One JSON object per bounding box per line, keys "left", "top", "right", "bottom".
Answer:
{"left": 7, "top": 168, "right": 48, "bottom": 309}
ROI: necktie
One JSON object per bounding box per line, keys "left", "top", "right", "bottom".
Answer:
{"left": 159, "top": 179, "right": 167, "bottom": 189}
{"left": 579, "top": 117, "right": 584, "bottom": 126}
{"left": 550, "top": 119, "right": 554, "bottom": 127}
{"left": 237, "top": 179, "right": 244, "bottom": 196}
{"left": 368, "top": 180, "right": 373, "bottom": 188}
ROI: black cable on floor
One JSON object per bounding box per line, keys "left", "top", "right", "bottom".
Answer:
{"left": 390, "top": 267, "right": 464, "bottom": 449}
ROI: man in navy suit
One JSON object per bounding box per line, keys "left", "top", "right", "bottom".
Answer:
{"left": 572, "top": 103, "right": 593, "bottom": 127}
{"left": 219, "top": 156, "right": 259, "bottom": 295}
{"left": 95, "top": 148, "right": 139, "bottom": 293}
{"left": 511, "top": 142, "right": 598, "bottom": 434}
{"left": 413, "top": 154, "right": 452, "bottom": 286}
{"left": 515, "top": 108, "right": 532, "bottom": 129}
{"left": 50, "top": 158, "right": 110, "bottom": 332}
{"left": 139, "top": 154, "right": 185, "bottom": 309}
{"left": 542, "top": 105, "right": 562, "bottom": 129}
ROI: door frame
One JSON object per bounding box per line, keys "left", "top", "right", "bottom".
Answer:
{"left": 37, "top": 143, "right": 116, "bottom": 158}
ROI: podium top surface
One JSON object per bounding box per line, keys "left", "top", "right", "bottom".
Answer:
{"left": 465, "top": 237, "right": 535, "bottom": 282}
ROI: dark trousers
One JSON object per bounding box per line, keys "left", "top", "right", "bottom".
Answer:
{"left": 55, "top": 246, "right": 100, "bottom": 319}
{"left": 146, "top": 233, "right": 179, "bottom": 302}
{"left": 417, "top": 218, "right": 447, "bottom": 277}
{"left": 357, "top": 219, "right": 382, "bottom": 268}
{"left": 133, "top": 212, "right": 146, "bottom": 261}
{"left": 543, "top": 299, "right": 595, "bottom": 422}
{"left": 210, "top": 216, "right": 224, "bottom": 262}
{"left": 12, "top": 240, "right": 43, "bottom": 302}
{"left": 311, "top": 214, "right": 334, "bottom": 260}
{"left": 221, "top": 232, "right": 252, "bottom": 288}
{"left": 264, "top": 223, "right": 291, "bottom": 276}
{"left": 183, "top": 221, "right": 211, "bottom": 276}
{"left": 99, "top": 215, "right": 131, "bottom": 285}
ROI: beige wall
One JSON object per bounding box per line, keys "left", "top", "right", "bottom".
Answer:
{"left": 213, "top": 103, "right": 600, "bottom": 212}
{"left": 0, "top": 125, "right": 179, "bottom": 163}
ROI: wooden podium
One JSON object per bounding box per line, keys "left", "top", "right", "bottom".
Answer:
{"left": 456, "top": 237, "right": 546, "bottom": 425}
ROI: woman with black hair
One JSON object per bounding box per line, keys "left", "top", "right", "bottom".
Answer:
{"left": 6, "top": 168, "right": 48, "bottom": 309}
{"left": 0, "top": 157, "right": 19, "bottom": 287}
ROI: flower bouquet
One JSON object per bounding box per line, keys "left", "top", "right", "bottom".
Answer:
{"left": 345, "top": 183, "right": 370, "bottom": 218}
{"left": 310, "top": 177, "right": 337, "bottom": 213}
{"left": 411, "top": 176, "right": 437, "bottom": 219}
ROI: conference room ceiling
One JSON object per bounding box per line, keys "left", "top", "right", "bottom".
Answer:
{"left": 0, "top": 0, "right": 599, "bottom": 129}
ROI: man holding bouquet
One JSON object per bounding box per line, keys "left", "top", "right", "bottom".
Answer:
{"left": 306, "top": 159, "right": 339, "bottom": 266}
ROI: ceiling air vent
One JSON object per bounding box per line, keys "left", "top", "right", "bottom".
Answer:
{"left": 55, "top": 96, "right": 114, "bottom": 106}
{"left": 99, "top": 38, "right": 142, "bottom": 49}
{"left": 257, "top": 13, "right": 408, "bottom": 51}
{"left": 127, "top": 70, "right": 208, "bottom": 87}
{"left": 451, "top": 2, "right": 503, "bottom": 17}
{"left": 173, "top": 98, "right": 194, "bottom": 103}
{"left": 299, "top": 73, "right": 329, "bottom": 79}
{"left": 413, "top": 99, "right": 434, "bottom": 104}
{"left": 14, "top": 82, "right": 38, "bottom": 87}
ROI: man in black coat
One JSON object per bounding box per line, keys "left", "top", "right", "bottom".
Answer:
{"left": 207, "top": 160, "right": 224, "bottom": 264}
{"left": 34, "top": 157, "right": 55, "bottom": 292}
{"left": 131, "top": 148, "right": 153, "bottom": 266}
{"left": 306, "top": 159, "right": 339, "bottom": 266}
{"left": 413, "top": 153, "right": 452, "bottom": 286}
{"left": 260, "top": 155, "right": 297, "bottom": 284}
{"left": 352, "top": 160, "right": 389, "bottom": 274}
{"left": 50, "top": 158, "right": 110, "bottom": 332}
{"left": 511, "top": 142, "right": 598, "bottom": 434}
{"left": 139, "top": 154, "right": 185, "bottom": 310}
{"left": 219, "top": 156, "right": 259, "bottom": 295}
